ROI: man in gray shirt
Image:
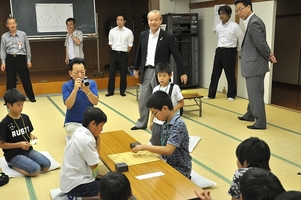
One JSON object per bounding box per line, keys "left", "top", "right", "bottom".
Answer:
{"left": 1, "top": 17, "right": 35, "bottom": 102}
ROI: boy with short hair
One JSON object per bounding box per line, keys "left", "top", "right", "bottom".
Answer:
{"left": 240, "top": 167, "right": 285, "bottom": 200}
{"left": 0, "top": 88, "right": 51, "bottom": 176}
{"left": 195, "top": 137, "right": 274, "bottom": 200}
{"left": 195, "top": 167, "right": 285, "bottom": 200}
{"left": 131, "top": 90, "right": 191, "bottom": 178}
{"left": 60, "top": 107, "right": 107, "bottom": 198}
{"left": 228, "top": 137, "right": 271, "bottom": 200}
{"left": 99, "top": 171, "right": 132, "bottom": 200}
{"left": 149, "top": 62, "right": 184, "bottom": 146}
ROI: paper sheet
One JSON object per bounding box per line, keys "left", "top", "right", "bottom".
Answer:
{"left": 136, "top": 171, "right": 164, "bottom": 180}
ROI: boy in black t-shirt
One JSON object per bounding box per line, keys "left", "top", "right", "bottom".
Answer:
{"left": 0, "top": 88, "right": 50, "bottom": 176}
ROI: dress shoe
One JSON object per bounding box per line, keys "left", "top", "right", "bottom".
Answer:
{"left": 238, "top": 116, "right": 254, "bottom": 122}
{"left": 105, "top": 94, "right": 113, "bottom": 97}
{"left": 131, "top": 126, "right": 145, "bottom": 130}
{"left": 29, "top": 99, "right": 36, "bottom": 102}
{"left": 120, "top": 93, "right": 126, "bottom": 97}
{"left": 247, "top": 125, "right": 266, "bottom": 130}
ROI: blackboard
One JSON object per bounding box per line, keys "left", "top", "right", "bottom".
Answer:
{"left": 10, "top": 0, "right": 96, "bottom": 38}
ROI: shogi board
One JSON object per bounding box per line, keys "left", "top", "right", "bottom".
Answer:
{"left": 108, "top": 151, "right": 160, "bottom": 166}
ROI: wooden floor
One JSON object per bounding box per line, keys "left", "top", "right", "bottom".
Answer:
{"left": 0, "top": 87, "right": 300, "bottom": 200}
{"left": 0, "top": 66, "right": 139, "bottom": 97}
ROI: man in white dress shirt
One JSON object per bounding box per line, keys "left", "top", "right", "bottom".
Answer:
{"left": 205, "top": 5, "right": 243, "bottom": 102}
{"left": 106, "top": 13, "right": 134, "bottom": 97}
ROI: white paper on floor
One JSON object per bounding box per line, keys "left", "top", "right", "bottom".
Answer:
{"left": 189, "top": 136, "right": 201, "bottom": 152}
{"left": 0, "top": 151, "right": 61, "bottom": 178}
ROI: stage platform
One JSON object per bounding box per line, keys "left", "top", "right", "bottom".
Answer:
{"left": 0, "top": 67, "right": 139, "bottom": 97}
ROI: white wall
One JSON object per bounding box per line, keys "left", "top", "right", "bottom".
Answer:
{"left": 160, "top": 0, "right": 190, "bottom": 14}
{"left": 191, "top": 5, "right": 234, "bottom": 94}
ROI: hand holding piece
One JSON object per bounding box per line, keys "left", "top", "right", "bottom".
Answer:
{"left": 30, "top": 139, "right": 38, "bottom": 145}
{"left": 20, "top": 141, "right": 31, "bottom": 150}
{"left": 131, "top": 144, "right": 143, "bottom": 153}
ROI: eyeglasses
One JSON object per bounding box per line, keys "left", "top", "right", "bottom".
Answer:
{"left": 235, "top": 6, "right": 245, "bottom": 14}
{"left": 152, "top": 110, "right": 160, "bottom": 116}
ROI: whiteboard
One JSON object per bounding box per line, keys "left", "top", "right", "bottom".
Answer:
{"left": 36, "top": 3, "right": 73, "bottom": 33}
{"left": 10, "top": 0, "right": 96, "bottom": 38}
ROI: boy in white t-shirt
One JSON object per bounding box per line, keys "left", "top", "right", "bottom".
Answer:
{"left": 149, "top": 62, "right": 184, "bottom": 145}
{"left": 60, "top": 107, "right": 107, "bottom": 198}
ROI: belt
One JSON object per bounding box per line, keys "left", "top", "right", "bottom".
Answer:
{"left": 145, "top": 65, "right": 155, "bottom": 69}
{"left": 112, "top": 50, "right": 127, "bottom": 53}
{"left": 8, "top": 54, "right": 25, "bottom": 57}
{"left": 217, "top": 47, "right": 236, "bottom": 50}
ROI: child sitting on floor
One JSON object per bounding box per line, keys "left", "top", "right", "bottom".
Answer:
{"left": 60, "top": 107, "right": 107, "bottom": 199}
{"left": 195, "top": 167, "right": 285, "bottom": 200}
{"left": 0, "top": 88, "right": 50, "bottom": 176}
{"left": 99, "top": 171, "right": 132, "bottom": 200}
{"left": 229, "top": 137, "right": 271, "bottom": 200}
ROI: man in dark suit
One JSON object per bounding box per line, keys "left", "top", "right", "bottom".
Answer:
{"left": 235, "top": 0, "right": 277, "bottom": 129}
{"left": 131, "top": 10, "right": 188, "bottom": 130}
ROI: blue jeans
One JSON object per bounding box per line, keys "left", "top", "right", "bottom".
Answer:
{"left": 8, "top": 149, "right": 51, "bottom": 175}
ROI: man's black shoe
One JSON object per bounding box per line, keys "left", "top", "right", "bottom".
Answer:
{"left": 105, "top": 94, "right": 113, "bottom": 97}
{"left": 121, "top": 93, "right": 126, "bottom": 97}
{"left": 131, "top": 126, "right": 145, "bottom": 130}
{"left": 30, "top": 99, "right": 36, "bottom": 103}
{"left": 247, "top": 125, "right": 266, "bottom": 130}
{"left": 238, "top": 116, "right": 254, "bottom": 122}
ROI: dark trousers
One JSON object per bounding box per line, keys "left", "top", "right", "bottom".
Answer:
{"left": 107, "top": 51, "right": 128, "bottom": 95}
{"left": 208, "top": 48, "right": 237, "bottom": 98}
{"left": 5, "top": 55, "right": 35, "bottom": 100}
{"left": 150, "top": 123, "right": 162, "bottom": 146}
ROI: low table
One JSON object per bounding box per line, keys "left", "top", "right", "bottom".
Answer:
{"left": 182, "top": 93, "right": 203, "bottom": 117}
{"left": 99, "top": 130, "right": 202, "bottom": 200}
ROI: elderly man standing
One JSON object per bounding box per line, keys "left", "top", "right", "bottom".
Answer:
{"left": 1, "top": 17, "right": 36, "bottom": 102}
{"left": 131, "top": 10, "right": 188, "bottom": 130}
